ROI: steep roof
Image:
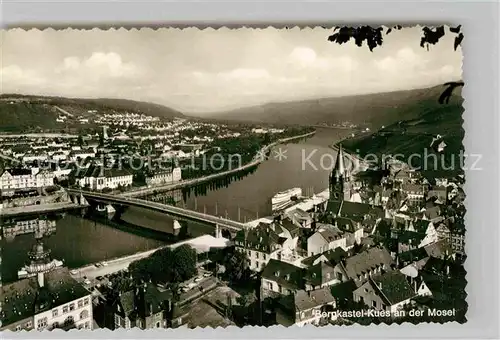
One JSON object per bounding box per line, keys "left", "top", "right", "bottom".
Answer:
{"left": 261, "top": 259, "right": 304, "bottom": 291}
{"left": 370, "top": 271, "right": 417, "bottom": 305}
{"left": 234, "top": 223, "right": 282, "bottom": 253}
{"left": 315, "top": 224, "right": 344, "bottom": 243}
{"left": 302, "top": 247, "right": 348, "bottom": 267}
{"left": 344, "top": 246, "right": 394, "bottom": 280}
{"left": 304, "top": 261, "right": 336, "bottom": 287}
{"left": 279, "top": 286, "right": 335, "bottom": 314}
{"left": 0, "top": 268, "right": 91, "bottom": 328}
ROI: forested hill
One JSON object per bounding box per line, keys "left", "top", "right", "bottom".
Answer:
{"left": 340, "top": 87, "right": 464, "bottom": 179}
{"left": 200, "top": 85, "right": 457, "bottom": 129}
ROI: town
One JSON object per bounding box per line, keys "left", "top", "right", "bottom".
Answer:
{"left": 0, "top": 133, "right": 467, "bottom": 329}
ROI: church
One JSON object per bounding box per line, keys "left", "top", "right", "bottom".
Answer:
{"left": 325, "top": 144, "right": 384, "bottom": 221}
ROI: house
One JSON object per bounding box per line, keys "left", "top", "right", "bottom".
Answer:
{"left": 0, "top": 268, "right": 93, "bottom": 331}
{"left": 75, "top": 165, "right": 133, "bottom": 190}
{"left": 334, "top": 217, "right": 365, "bottom": 248}
{"left": 285, "top": 208, "right": 313, "bottom": 229}
{"left": 342, "top": 246, "right": 394, "bottom": 287}
{"left": 307, "top": 224, "right": 347, "bottom": 256}
{"left": 145, "top": 167, "right": 182, "bottom": 186}
{"left": 427, "top": 186, "right": 448, "bottom": 203}
{"left": 421, "top": 206, "right": 443, "bottom": 223}
{"left": 261, "top": 259, "right": 305, "bottom": 298}
{"left": 435, "top": 219, "right": 465, "bottom": 256}
{"left": 352, "top": 271, "right": 417, "bottom": 313}
{"left": 275, "top": 287, "right": 336, "bottom": 327}
{"left": 234, "top": 222, "right": 296, "bottom": 271}
{"left": 112, "top": 283, "right": 173, "bottom": 329}
{"left": 304, "top": 260, "right": 343, "bottom": 291}
{"left": 401, "top": 183, "right": 425, "bottom": 206}
{"left": 0, "top": 168, "right": 54, "bottom": 194}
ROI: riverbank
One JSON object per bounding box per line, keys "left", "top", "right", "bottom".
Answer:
{"left": 121, "top": 130, "right": 317, "bottom": 197}
{"left": 0, "top": 201, "right": 84, "bottom": 217}
{"left": 71, "top": 234, "right": 231, "bottom": 279}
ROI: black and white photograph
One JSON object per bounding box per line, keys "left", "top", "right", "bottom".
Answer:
{"left": 0, "top": 25, "right": 466, "bottom": 331}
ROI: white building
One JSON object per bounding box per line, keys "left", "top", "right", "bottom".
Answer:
{"left": 307, "top": 224, "right": 347, "bottom": 257}
{"left": 145, "top": 167, "right": 182, "bottom": 186}
{"left": 76, "top": 166, "right": 133, "bottom": 190}
{"left": 0, "top": 168, "right": 54, "bottom": 193}
{"left": 0, "top": 268, "right": 93, "bottom": 332}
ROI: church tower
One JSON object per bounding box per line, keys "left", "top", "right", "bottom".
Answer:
{"left": 329, "top": 144, "right": 352, "bottom": 201}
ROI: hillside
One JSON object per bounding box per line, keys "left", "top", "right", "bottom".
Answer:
{"left": 202, "top": 85, "right": 456, "bottom": 128}
{"left": 0, "top": 94, "right": 184, "bottom": 132}
{"left": 341, "top": 88, "right": 464, "bottom": 179}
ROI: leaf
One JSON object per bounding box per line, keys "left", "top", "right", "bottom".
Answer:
{"left": 450, "top": 25, "right": 461, "bottom": 33}
{"left": 454, "top": 33, "right": 464, "bottom": 51}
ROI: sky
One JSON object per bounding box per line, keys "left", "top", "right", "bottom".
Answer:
{"left": 1, "top": 26, "right": 463, "bottom": 113}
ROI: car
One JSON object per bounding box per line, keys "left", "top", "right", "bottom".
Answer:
{"left": 187, "top": 282, "right": 197, "bottom": 289}
{"left": 194, "top": 277, "right": 203, "bottom": 283}
{"left": 101, "top": 261, "right": 108, "bottom": 266}
{"left": 203, "top": 272, "right": 212, "bottom": 278}
{"left": 182, "top": 287, "right": 190, "bottom": 292}
{"left": 95, "top": 263, "right": 102, "bottom": 268}
{"left": 96, "top": 276, "right": 104, "bottom": 281}
{"left": 70, "top": 270, "right": 78, "bottom": 275}
{"left": 84, "top": 279, "right": 91, "bottom": 285}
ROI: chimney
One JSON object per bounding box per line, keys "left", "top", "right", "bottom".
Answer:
{"left": 37, "top": 272, "right": 45, "bottom": 288}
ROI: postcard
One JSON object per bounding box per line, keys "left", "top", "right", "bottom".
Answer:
{"left": 0, "top": 25, "right": 466, "bottom": 331}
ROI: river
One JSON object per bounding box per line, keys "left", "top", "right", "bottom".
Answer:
{"left": 0, "top": 128, "right": 351, "bottom": 284}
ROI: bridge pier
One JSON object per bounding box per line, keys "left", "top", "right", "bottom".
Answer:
{"left": 215, "top": 224, "right": 222, "bottom": 239}
{"left": 96, "top": 203, "right": 116, "bottom": 220}
{"left": 173, "top": 219, "right": 182, "bottom": 236}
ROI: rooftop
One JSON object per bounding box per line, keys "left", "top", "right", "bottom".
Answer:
{"left": 0, "top": 267, "right": 91, "bottom": 328}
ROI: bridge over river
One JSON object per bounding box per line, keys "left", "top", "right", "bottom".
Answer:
{"left": 66, "top": 189, "right": 249, "bottom": 235}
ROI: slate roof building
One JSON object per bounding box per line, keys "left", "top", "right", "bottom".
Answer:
{"left": 112, "top": 283, "right": 173, "bottom": 330}
{"left": 353, "top": 271, "right": 417, "bottom": 313}
{"left": 275, "top": 287, "right": 336, "bottom": 327}
{"left": 0, "top": 268, "right": 92, "bottom": 332}
{"left": 261, "top": 259, "right": 305, "bottom": 298}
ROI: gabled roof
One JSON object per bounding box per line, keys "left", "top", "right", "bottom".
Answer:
{"left": 279, "top": 287, "right": 335, "bottom": 313}
{"left": 0, "top": 268, "right": 91, "bottom": 328}
{"left": 338, "top": 201, "right": 385, "bottom": 221}
{"left": 261, "top": 259, "right": 304, "bottom": 291}
{"left": 423, "top": 239, "right": 453, "bottom": 259}
{"left": 117, "top": 291, "right": 135, "bottom": 316}
{"left": 304, "top": 261, "right": 335, "bottom": 286}
{"left": 234, "top": 223, "right": 282, "bottom": 253}
{"left": 302, "top": 246, "right": 348, "bottom": 267}
{"left": 344, "top": 246, "right": 393, "bottom": 280}
{"left": 314, "top": 224, "right": 344, "bottom": 243}
{"left": 369, "top": 271, "right": 417, "bottom": 305}
{"left": 411, "top": 219, "right": 431, "bottom": 234}
{"left": 398, "top": 247, "right": 429, "bottom": 264}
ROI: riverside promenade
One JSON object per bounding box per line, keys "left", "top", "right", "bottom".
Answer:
{"left": 70, "top": 234, "right": 231, "bottom": 279}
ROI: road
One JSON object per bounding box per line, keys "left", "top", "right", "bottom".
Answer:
{"left": 71, "top": 234, "right": 230, "bottom": 280}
